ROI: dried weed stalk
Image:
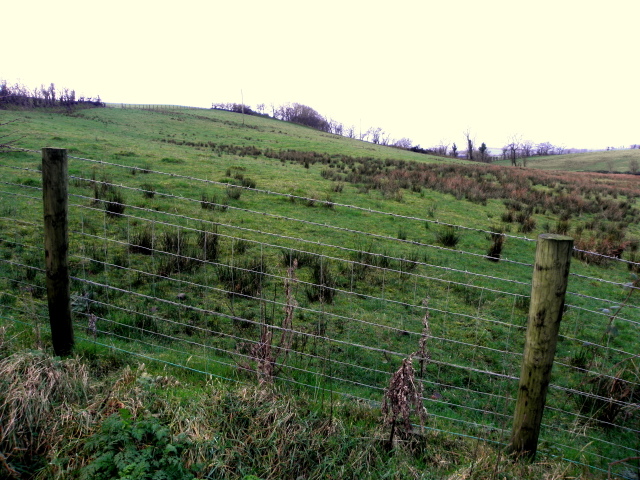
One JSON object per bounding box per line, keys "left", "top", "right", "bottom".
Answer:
{"left": 417, "top": 297, "right": 431, "bottom": 378}
{"left": 241, "top": 260, "right": 298, "bottom": 384}
{"left": 382, "top": 298, "right": 431, "bottom": 449}
{"left": 382, "top": 353, "right": 428, "bottom": 449}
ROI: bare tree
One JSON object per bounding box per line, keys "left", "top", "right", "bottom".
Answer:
{"left": 463, "top": 129, "right": 474, "bottom": 161}
{"left": 520, "top": 140, "right": 534, "bottom": 167}
{"left": 369, "top": 127, "right": 383, "bottom": 144}
{"left": 432, "top": 142, "right": 448, "bottom": 156}
{"left": 393, "top": 137, "right": 413, "bottom": 149}
{"left": 345, "top": 125, "right": 356, "bottom": 139}
{"left": 506, "top": 134, "right": 522, "bottom": 166}
{"left": 536, "top": 142, "right": 554, "bottom": 156}
{"left": 451, "top": 143, "right": 458, "bottom": 158}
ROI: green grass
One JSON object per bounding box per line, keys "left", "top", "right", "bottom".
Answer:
{"left": 493, "top": 148, "right": 640, "bottom": 173}
{"left": 0, "top": 324, "right": 621, "bottom": 480}
{"left": 1, "top": 106, "right": 640, "bottom": 478}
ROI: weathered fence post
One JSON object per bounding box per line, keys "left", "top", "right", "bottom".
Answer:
{"left": 42, "top": 147, "right": 74, "bottom": 356}
{"left": 508, "top": 233, "right": 573, "bottom": 459}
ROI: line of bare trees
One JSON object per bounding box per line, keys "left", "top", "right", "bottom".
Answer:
{"left": 212, "top": 100, "right": 421, "bottom": 149}
{"left": 212, "top": 99, "right": 632, "bottom": 163}
{"left": 0, "top": 80, "right": 104, "bottom": 110}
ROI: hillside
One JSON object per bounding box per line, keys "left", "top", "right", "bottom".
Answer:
{"left": 1, "top": 105, "right": 640, "bottom": 479}
{"left": 493, "top": 147, "right": 640, "bottom": 173}
{"left": 2, "top": 106, "right": 455, "bottom": 164}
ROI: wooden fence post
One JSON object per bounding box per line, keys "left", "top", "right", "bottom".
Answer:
{"left": 508, "top": 233, "right": 573, "bottom": 459}
{"left": 42, "top": 147, "right": 74, "bottom": 356}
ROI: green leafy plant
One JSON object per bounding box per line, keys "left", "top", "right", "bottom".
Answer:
{"left": 80, "top": 408, "right": 194, "bottom": 480}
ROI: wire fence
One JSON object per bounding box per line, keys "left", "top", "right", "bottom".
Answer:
{"left": 105, "top": 103, "right": 209, "bottom": 111}
{"left": 0, "top": 147, "right": 639, "bottom": 478}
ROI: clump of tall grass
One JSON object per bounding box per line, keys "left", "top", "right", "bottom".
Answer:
{"left": 487, "top": 230, "right": 506, "bottom": 262}
{"left": 218, "top": 257, "right": 266, "bottom": 298}
{"left": 435, "top": 225, "right": 460, "bottom": 248}
{"left": 305, "top": 260, "right": 338, "bottom": 304}
{"left": 156, "top": 230, "right": 199, "bottom": 276}
{"left": 0, "top": 351, "right": 90, "bottom": 475}
{"left": 225, "top": 186, "right": 242, "bottom": 200}
{"left": 201, "top": 192, "right": 227, "bottom": 211}
{"left": 129, "top": 225, "right": 154, "bottom": 255}
{"left": 140, "top": 183, "right": 155, "bottom": 199}
{"left": 198, "top": 228, "right": 219, "bottom": 262}
{"left": 279, "top": 248, "right": 317, "bottom": 269}
{"left": 104, "top": 189, "right": 126, "bottom": 217}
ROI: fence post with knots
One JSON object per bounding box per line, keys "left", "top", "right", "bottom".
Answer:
{"left": 42, "top": 147, "right": 74, "bottom": 356}
{"left": 508, "top": 233, "right": 573, "bottom": 459}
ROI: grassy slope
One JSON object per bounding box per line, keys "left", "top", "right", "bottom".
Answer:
{"left": 493, "top": 148, "right": 640, "bottom": 172}
{"left": 1, "top": 106, "right": 639, "bottom": 478}
{"left": 0, "top": 325, "right": 589, "bottom": 480}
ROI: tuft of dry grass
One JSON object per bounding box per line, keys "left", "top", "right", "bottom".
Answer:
{"left": 0, "top": 350, "right": 90, "bottom": 476}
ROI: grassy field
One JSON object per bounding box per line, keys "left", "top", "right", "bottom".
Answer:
{"left": 493, "top": 148, "right": 640, "bottom": 173}
{"left": 1, "top": 106, "right": 639, "bottom": 479}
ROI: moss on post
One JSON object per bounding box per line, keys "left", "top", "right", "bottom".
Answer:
{"left": 509, "top": 233, "right": 573, "bottom": 459}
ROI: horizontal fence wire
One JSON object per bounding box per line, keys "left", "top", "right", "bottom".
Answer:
{"left": 1, "top": 147, "right": 639, "bottom": 478}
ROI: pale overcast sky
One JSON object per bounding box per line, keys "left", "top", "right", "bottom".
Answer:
{"left": 3, "top": 0, "right": 638, "bottom": 150}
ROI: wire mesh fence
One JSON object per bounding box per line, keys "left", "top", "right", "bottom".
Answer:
{"left": 0, "top": 147, "right": 639, "bottom": 478}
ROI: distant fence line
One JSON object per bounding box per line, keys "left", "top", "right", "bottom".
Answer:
{"left": 105, "top": 103, "right": 209, "bottom": 111}
{"left": 0, "top": 147, "right": 639, "bottom": 478}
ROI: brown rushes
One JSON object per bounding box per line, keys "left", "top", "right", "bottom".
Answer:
{"left": 241, "top": 260, "right": 298, "bottom": 384}
{"left": 417, "top": 298, "right": 432, "bottom": 378}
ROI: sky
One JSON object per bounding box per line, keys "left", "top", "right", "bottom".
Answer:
{"left": 3, "top": 0, "right": 639, "bottom": 150}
